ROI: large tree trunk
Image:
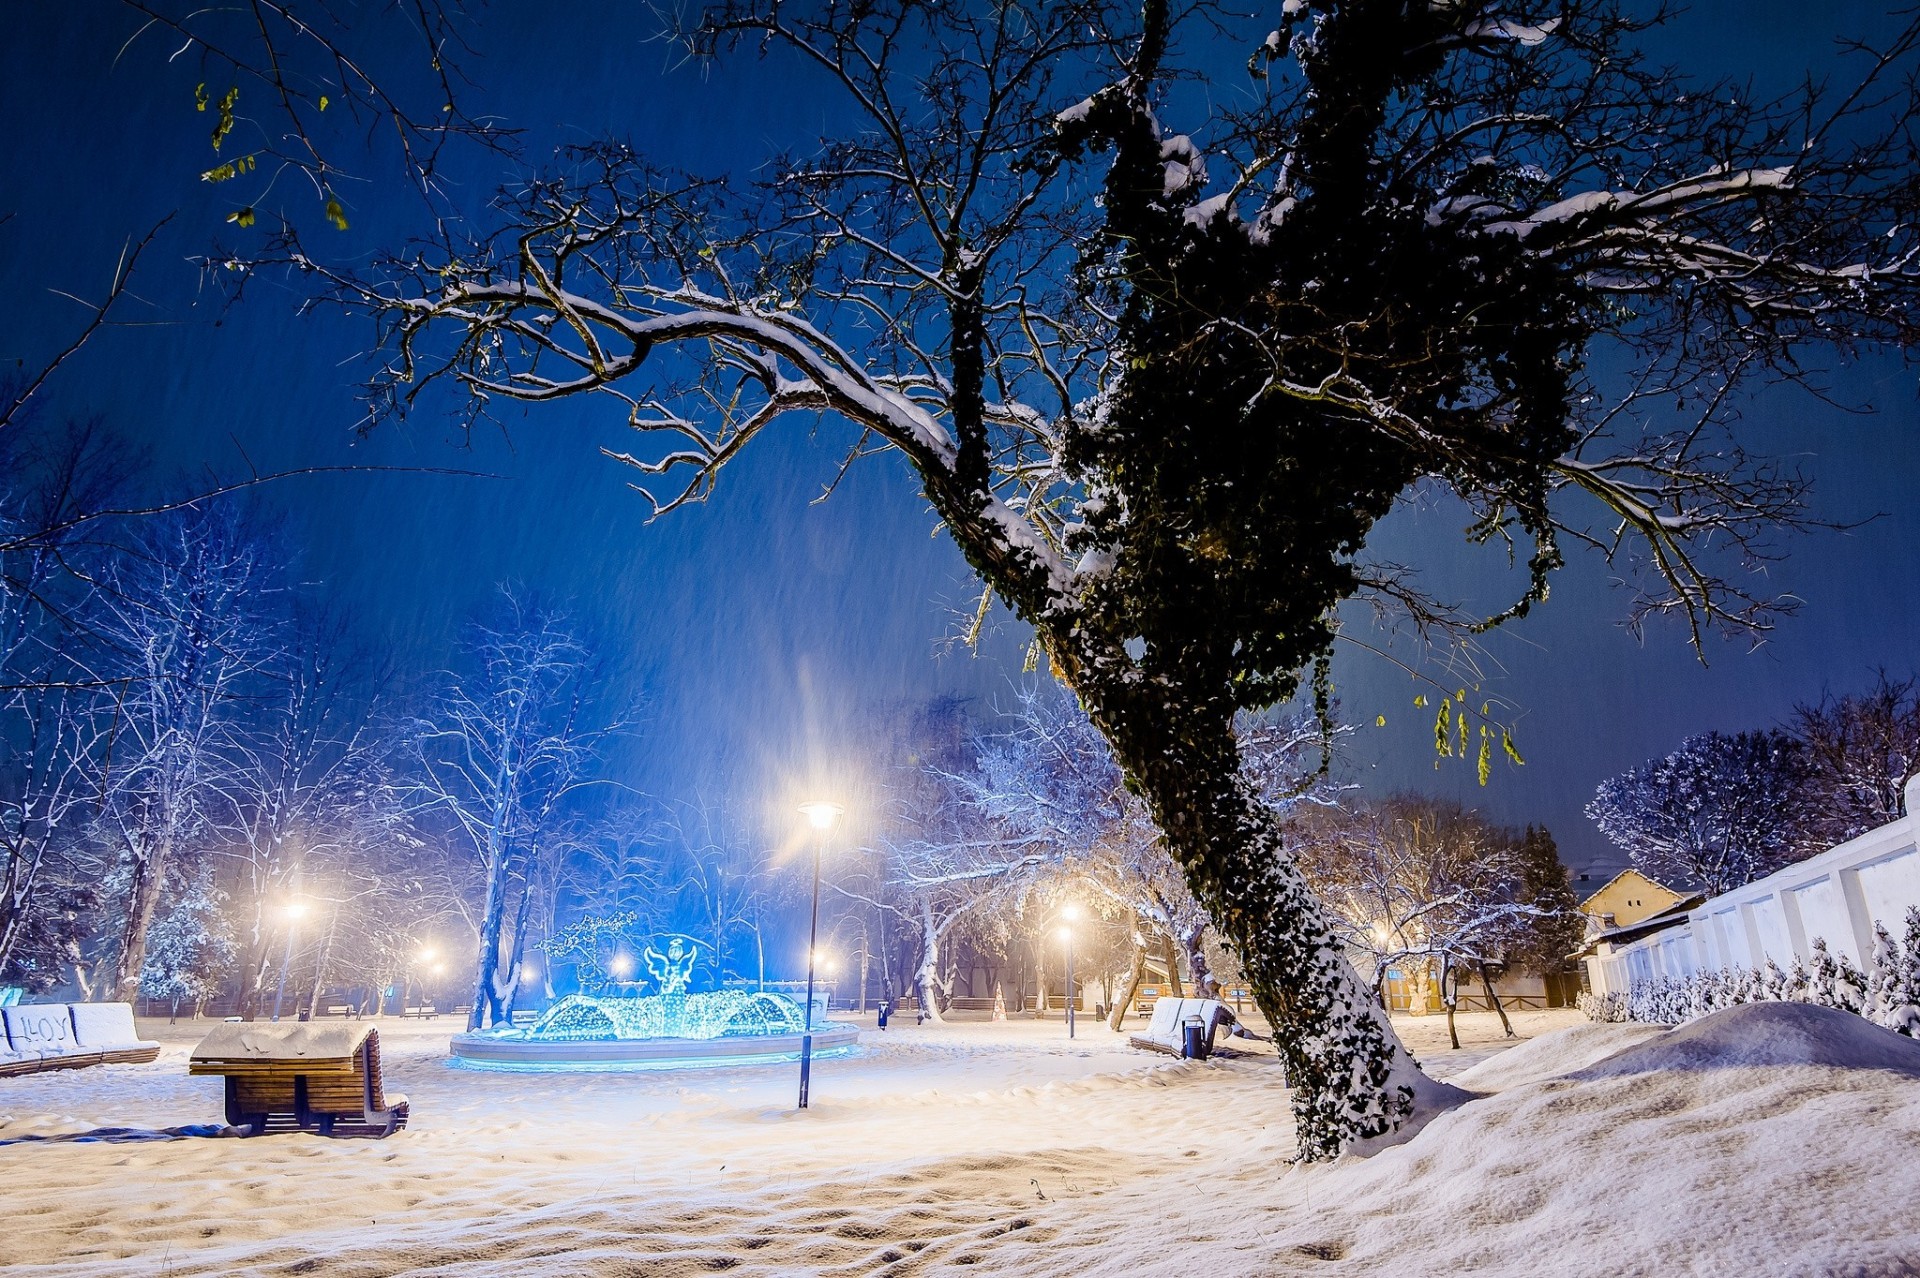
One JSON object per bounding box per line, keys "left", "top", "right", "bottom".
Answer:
{"left": 1109, "top": 930, "right": 1150, "bottom": 1031}
{"left": 1160, "top": 932, "right": 1184, "bottom": 998}
{"left": 1181, "top": 924, "right": 1218, "bottom": 999}
{"left": 913, "top": 898, "right": 947, "bottom": 1024}
{"left": 110, "top": 829, "right": 173, "bottom": 1002}
{"left": 470, "top": 844, "right": 513, "bottom": 1030}
{"left": 1089, "top": 699, "right": 1456, "bottom": 1160}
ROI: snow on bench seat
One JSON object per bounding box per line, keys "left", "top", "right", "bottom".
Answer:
{"left": 190, "top": 1023, "right": 409, "bottom": 1137}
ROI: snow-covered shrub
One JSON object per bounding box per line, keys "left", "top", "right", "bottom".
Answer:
{"left": 1597, "top": 914, "right": 1920, "bottom": 1038}
{"left": 1577, "top": 991, "right": 1629, "bottom": 1023}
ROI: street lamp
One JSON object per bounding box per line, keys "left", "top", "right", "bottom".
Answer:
{"left": 270, "top": 900, "right": 307, "bottom": 1023}
{"left": 1060, "top": 904, "right": 1081, "bottom": 1039}
{"left": 796, "top": 800, "right": 842, "bottom": 1109}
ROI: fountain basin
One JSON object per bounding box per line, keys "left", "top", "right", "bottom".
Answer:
{"left": 448, "top": 1021, "right": 861, "bottom": 1071}
{"left": 447, "top": 989, "right": 861, "bottom": 1072}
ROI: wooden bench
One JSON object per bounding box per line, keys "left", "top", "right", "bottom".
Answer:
{"left": 1, "top": 1003, "right": 161, "bottom": 1076}
{"left": 190, "top": 1023, "right": 409, "bottom": 1137}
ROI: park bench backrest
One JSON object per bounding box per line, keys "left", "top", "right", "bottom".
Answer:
{"left": 1143, "top": 997, "right": 1184, "bottom": 1044}
{"left": 3, "top": 1004, "right": 74, "bottom": 1052}
{"left": 69, "top": 1003, "right": 141, "bottom": 1048}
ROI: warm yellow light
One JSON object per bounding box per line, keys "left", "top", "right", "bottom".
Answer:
{"left": 431, "top": 963, "right": 446, "bottom": 976}
{"left": 417, "top": 946, "right": 436, "bottom": 963}
{"left": 282, "top": 901, "right": 307, "bottom": 921}
{"left": 1062, "top": 904, "right": 1081, "bottom": 922}
{"left": 798, "top": 801, "right": 843, "bottom": 831}
{"left": 1057, "top": 926, "right": 1072, "bottom": 943}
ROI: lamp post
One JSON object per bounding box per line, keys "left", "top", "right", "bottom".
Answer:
{"left": 1060, "top": 904, "right": 1080, "bottom": 1039}
{"left": 270, "top": 901, "right": 307, "bottom": 1023}
{"left": 796, "top": 800, "right": 842, "bottom": 1109}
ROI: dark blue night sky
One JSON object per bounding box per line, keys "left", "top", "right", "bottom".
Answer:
{"left": 4, "top": 0, "right": 1917, "bottom": 876}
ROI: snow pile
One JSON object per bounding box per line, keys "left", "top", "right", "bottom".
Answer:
{"left": 1573, "top": 1000, "right": 1920, "bottom": 1079}
{"left": 1449, "top": 1019, "right": 1666, "bottom": 1092}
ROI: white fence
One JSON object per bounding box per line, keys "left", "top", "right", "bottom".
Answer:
{"left": 1586, "top": 777, "right": 1920, "bottom": 996}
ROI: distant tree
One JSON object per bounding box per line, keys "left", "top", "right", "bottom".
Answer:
{"left": 1588, "top": 731, "right": 1816, "bottom": 898}
{"left": 324, "top": 0, "right": 1920, "bottom": 1157}
{"left": 1792, "top": 672, "right": 1920, "bottom": 847}
{"left": 1504, "top": 827, "right": 1585, "bottom": 978}
{"left": 88, "top": 506, "right": 281, "bottom": 1002}
{"left": 139, "top": 867, "right": 238, "bottom": 1021}
{"left": 1296, "top": 798, "right": 1551, "bottom": 1041}
{"left": 409, "top": 590, "right": 625, "bottom": 1029}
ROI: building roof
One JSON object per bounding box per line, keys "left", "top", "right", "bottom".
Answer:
{"left": 1575, "top": 868, "right": 1683, "bottom": 916}
{"left": 1572, "top": 895, "right": 1706, "bottom": 958}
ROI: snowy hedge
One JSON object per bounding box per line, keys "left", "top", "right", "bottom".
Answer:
{"left": 1579, "top": 906, "right": 1920, "bottom": 1038}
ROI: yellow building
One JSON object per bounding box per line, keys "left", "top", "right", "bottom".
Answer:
{"left": 1577, "top": 869, "right": 1685, "bottom": 931}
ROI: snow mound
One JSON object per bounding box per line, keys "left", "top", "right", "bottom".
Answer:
{"left": 1573, "top": 1002, "right": 1920, "bottom": 1080}
{"left": 1449, "top": 1020, "right": 1667, "bottom": 1092}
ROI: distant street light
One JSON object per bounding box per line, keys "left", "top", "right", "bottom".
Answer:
{"left": 270, "top": 900, "right": 307, "bottom": 1023}
{"left": 797, "top": 800, "right": 842, "bottom": 1110}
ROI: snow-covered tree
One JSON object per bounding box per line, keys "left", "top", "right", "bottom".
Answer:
{"left": 1295, "top": 798, "right": 1554, "bottom": 1030}
{"left": 139, "top": 868, "right": 238, "bottom": 1020}
{"left": 215, "top": 609, "right": 409, "bottom": 1019}
{"left": 1588, "top": 731, "right": 1817, "bottom": 898}
{"left": 409, "top": 589, "right": 626, "bottom": 1029}
{"left": 310, "top": 0, "right": 1920, "bottom": 1157}
{"left": 1793, "top": 673, "right": 1920, "bottom": 847}
{"left": 0, "top": 421, "right": 136, "bottom": 986}
{"left": 87, "top": 506, "right": 280, "bottom": 1002}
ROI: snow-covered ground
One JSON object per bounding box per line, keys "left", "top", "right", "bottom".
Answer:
{"left": 2, "top": 1004, "right": 1917, "bottom": 1276}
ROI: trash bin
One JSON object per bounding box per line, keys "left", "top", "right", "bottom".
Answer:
{"left": 1182, "top": 1015, "right": 1209, "bottom": 1060}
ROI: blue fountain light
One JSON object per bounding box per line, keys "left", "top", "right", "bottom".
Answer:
{"left": 520, "top": 988, "right": 809, "bottom": 1042}
{"left": 451, "top": 931, "right": 859, "bottom": 1070}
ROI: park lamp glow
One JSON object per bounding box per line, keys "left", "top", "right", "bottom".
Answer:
{"left": 609, "top": 952, "right": 635, "bottom": 980}
{"left": 281, "top": 900, "right": 307, "bottom": 921}
{"left": 799, "top": 801, "right": 843, "bottom": 831}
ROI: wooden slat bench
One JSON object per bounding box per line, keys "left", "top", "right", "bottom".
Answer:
{"left": 189, "top": 1023, "right": 409, "bottom": 1137}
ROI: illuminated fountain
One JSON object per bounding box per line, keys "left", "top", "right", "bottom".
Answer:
{"left": 448, "top": 933, "right": 859, "bottom": 1071}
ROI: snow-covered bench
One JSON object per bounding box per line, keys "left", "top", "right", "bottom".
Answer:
{"left": 0, "top": 1002, "right": 162, "bottom": 1076}
{"left": 1127, "top": 997, "right": 1266, "bottom": 1058}
{"left": 189, "top": 1023, "right": 410, "bottom": 1137}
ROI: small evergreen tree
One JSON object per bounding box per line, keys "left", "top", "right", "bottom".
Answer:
{"left": 139, "top": 871, "right": 238, "bottom": 1020}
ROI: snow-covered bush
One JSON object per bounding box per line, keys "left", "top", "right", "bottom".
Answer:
{"left": 1576, "top": 991, "right": 1629, "bottom": 1023}
{"left": 1585, "top": 907, "right": 1920, "bottom": 1036}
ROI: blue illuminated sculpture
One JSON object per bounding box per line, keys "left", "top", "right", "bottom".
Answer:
{"left": 450, "top": 930, "right": 858, "bottom": 1070}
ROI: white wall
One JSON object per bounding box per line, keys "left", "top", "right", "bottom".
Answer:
{"left": 1586, "top": 776, "right": 1920, "bottom": 993}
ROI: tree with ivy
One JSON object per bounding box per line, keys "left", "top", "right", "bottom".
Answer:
{"left": 281, "top": 0, "right": 1920, "bottom": 1158}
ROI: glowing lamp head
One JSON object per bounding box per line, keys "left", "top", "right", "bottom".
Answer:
{"left": 282, "top": 901, "right": 307, "bottom": 921}
{"left": 609, "top": 953, "right": 634, "bottom": 979}
{"left": 417, "top": 946, "right": 436, "bottom": 964}
{"left": 799, "top": 801, "right": 843, "bottom": 831}
{"left": 1062, "top": 904, "right": 1081, "bottom": 922}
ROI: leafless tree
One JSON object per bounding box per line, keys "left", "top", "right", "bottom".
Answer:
{"left": 408, "top": 588, "right": 625, "bottom": 1028}
{"left": 1794, "top": 672, "right": 1920, "bottom": 846}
